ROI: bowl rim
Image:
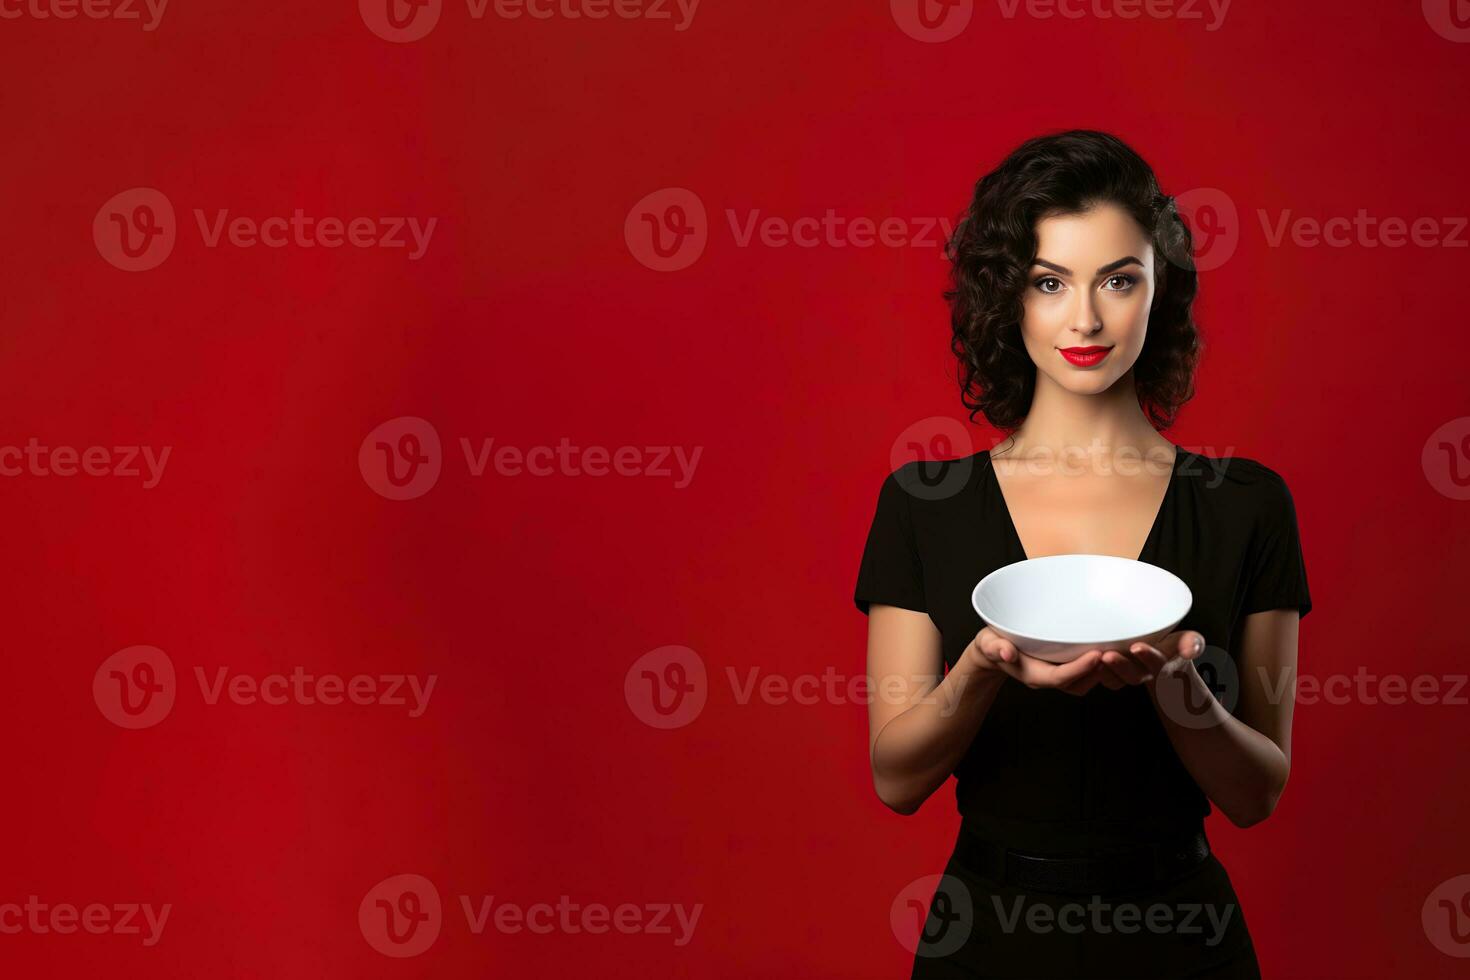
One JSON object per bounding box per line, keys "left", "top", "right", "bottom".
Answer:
{"left": 970, "top": 554, "right": 1193, "bottom": 646}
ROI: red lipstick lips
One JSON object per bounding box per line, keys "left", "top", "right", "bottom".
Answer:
{"left": 1058, "top": 346, "right": 1112, "bottom": 367}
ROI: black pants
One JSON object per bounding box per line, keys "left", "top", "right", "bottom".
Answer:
{"left": 909, "top": 833, "right": 1262, "bottom": 979}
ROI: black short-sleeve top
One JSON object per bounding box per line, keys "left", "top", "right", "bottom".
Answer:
{"left": 853, "top": 445, "right": 1312, "bottom": 853}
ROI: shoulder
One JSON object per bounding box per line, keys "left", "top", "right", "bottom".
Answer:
{"left": 879, "top": 450, "right": 989, "bottom": 514}
{"left": 1185, "top": 450, "right": 1300, "bottom": 524}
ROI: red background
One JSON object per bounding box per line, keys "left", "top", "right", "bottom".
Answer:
{"left": 3, "top": 0, "right": 1468, "bottom": 976}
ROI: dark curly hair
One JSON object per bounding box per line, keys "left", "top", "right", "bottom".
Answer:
{"left": 944, "top": 129, "right": 1201, "bottom": 433}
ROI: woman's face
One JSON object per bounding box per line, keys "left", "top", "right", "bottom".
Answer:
{"left": 1019, "top": 202, "right": 1157, "bottom": 395}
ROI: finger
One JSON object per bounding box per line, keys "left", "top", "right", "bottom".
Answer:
{"left": 981, "top": 647, "right": 1028, "bottom": 683}
{"left": 1091, "top": 656, "right": 1128, "bottom": 689}
{"left": 969, "top": 634, "right": 1001, "bottom": 665}
{"left": 1109, "top": 648, "right": 1159, "bottom": 683}
{"left": 994, "top": 657, "right": 1028, "bottom": 684}
{"left": 1126, "top": 643, "right": 1169, "bottom": 674}
{"left": 1101, "top": 650, "right": 1151, "bottom": 685}
{"left": 1176, "top": 631, "right": 1206, "bottom": 661}
{"left": 1044, "top": 650, "right": 1104, "bottom": 687}
{"left": 978, "top": 631, "right": 1019, "bottom": 665}
{"left": 1062, "top": 674, "right": 1100, "bottom": 696}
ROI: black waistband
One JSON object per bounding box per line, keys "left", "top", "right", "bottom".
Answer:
{"left": 951, "top": 827, "right": 1211, "bottom": 896}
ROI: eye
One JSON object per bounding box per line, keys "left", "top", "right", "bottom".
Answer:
{"left": 1033, "top": 276, "right": 1064, "bottom": 294}
{"left": 1102, "top": 273, "right": 1136, "bottom": 291}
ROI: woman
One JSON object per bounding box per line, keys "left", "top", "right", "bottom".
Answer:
{"left": 855, "top": 130, "right": 1312, "bottom": 979}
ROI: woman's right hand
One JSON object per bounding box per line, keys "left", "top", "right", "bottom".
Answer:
{"left": 963, "top": 626, "right": 1107, "bottom": 696}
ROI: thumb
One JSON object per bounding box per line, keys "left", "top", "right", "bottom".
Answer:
{"left": 1177, "top": 631, "right": 1206, "bottom": 660}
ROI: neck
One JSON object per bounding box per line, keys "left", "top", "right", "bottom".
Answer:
{"left": 993, "top": 369, "right": 1172, "bottom": 461}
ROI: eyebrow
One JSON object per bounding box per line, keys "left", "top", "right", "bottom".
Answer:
{"left": 1032, "top": 256, "right": 1144, "bottom": 277}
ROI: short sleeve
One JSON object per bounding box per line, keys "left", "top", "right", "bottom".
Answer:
{"left": 1241, "top": 472, "right": 1313, "bottom": 619}
{"left": 854, "top": 469, "right": 926, "bottom": 615}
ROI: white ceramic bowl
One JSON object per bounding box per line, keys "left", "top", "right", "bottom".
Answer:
{"left": 970, "top": 555, "right": 1192, "bottom": 665}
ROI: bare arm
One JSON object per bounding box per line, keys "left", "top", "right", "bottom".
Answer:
{"left": 866, "top": 605, "right": 1106, "bottom": 815}
{"left": 1098, "top": 610, "right": 1300, "bottom": 828}
{"left": 865, "top": 606, "right": 1002, "bottom": 815}
{"left": 1147, "top": 611, "right": 1299, "bottom": 827}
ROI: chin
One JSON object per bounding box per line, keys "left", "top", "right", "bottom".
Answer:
{"left": 1051, "top": 371, "right": 1115, "bottom": 394}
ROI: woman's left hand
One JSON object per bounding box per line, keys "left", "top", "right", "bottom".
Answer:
{"left": 1092, "top": 630, "right": 1206, "bottom": 690}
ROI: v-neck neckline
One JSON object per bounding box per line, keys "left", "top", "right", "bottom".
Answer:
{"left": 986, "top": 444, "right": 1183, "bottom": 563}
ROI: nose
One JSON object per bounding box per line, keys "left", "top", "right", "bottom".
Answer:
{"left": 1069, "top": 289, "right": 1103, "bottom": 337}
